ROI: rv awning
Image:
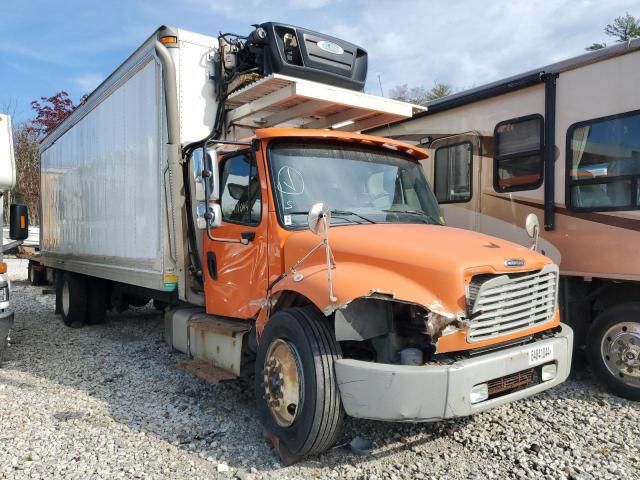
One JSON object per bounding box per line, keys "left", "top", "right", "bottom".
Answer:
{"left": 225, "top": 74, "right": 425, "bottom": 132}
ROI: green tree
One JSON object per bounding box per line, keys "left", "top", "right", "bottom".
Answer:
{"left": 4, "top": 91, "right": 86, "bottom": 224}
{"left": 389, "top": 82, "right": 453, "bottom": 104}
{"left": 10, "top": 123, "right": 41, "bottom": 224}
{"left": 586, "top": 12, "right": 640, "bottom": 50}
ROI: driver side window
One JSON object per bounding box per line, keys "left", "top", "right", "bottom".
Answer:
{"left": 220, "top": 153, "right": 261, "bottom": 225}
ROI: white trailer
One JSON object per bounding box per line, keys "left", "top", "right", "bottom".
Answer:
{"left": 1, "top": 113, "right": 30, "bottom": 360}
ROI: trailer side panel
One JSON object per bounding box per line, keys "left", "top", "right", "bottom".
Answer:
{"left": 40, "top": 57, "right": 168, "bottom": 291}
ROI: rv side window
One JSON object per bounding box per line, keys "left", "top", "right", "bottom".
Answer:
{"left": 493, "top": 115, "right": 544, "bottom": 192}
{"left": 566, "top": 110, "right": 640, "bottom": 211}
{"left": 434, "top": 142, "right": 472, "bottom": 203}
{"left": 219, "top": 153, "right": 262, "bottom": 225}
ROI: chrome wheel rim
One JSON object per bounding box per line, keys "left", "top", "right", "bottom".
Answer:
{"left": 263, "top": 339, "right": 303, "bottom": 427}
{"left": 601, "top": 321, "right": 640, "bottom": 387}
{"left": 62, "top": 282, "right": 70, "bottom": 316}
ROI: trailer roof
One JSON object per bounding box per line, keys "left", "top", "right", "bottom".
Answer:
{"left": 368, "top": 37, "right": 640, "bottom": 129}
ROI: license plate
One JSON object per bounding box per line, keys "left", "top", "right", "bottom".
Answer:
{"left": 527, "top": 344, "right": 553, "bottom": 366}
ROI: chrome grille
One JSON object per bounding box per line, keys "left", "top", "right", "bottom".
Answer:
{"left": 467, "top": 264, "right": 558, "bottom": 342}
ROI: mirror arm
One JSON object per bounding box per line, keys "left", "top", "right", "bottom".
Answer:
{"left": 323, "top": 217, "right": 337, "bottom": 302}
{"left": 531, "top": 226, "right": 540, "bottom": 252}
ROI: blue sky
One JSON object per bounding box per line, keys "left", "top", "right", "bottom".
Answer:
{"left": 1, "top": 0, "right": 638, "bottom": 123}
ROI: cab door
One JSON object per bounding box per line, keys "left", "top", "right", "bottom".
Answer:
{"left": 429, "top": 133, "right": 482, "bottom": 231}
{"left": 203, "top": 150, "right": 269, "bottom": 319}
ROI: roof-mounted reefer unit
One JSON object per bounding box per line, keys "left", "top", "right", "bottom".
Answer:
{"left": 222, "top": 22, "right": 368, "bottom": 92}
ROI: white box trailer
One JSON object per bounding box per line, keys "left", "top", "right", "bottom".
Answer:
{"left": 40, "top": 28, "right": 218, "bottom": 294}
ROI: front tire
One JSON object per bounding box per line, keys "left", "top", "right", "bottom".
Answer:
{"left": 256, "top": 306, "right": 344, "bottom": 462}
{"left": 60, "top": 272, "right": 87, "bottom": 328}
{"left": 587, "top": 303, "right": 640, "bottom": 400}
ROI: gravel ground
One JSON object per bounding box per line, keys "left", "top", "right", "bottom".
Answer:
{"left": 1, "top": 257, "right": 638, "bottom": 480}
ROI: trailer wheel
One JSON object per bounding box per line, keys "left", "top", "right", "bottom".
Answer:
{"left": 60, "top": 272, "right": 87, "bottom": 328}
{"left": 86, "top": 279, "right": 110, "bottom": 325}
{"left": 587, "top": 303, "right": 640, "bottom": 401}
{"left": 255, "top": 306, "right": 344, "bottom": 463}
{"left": 54, "top": 271, "right": 63, "bottom": 315}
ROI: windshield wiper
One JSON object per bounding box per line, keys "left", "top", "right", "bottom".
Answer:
{"left": 330, "top": 210, "right": 376, "bottom": 224}
{"left": 284, "top": 210, "right": 376, "bottom": 224}
{"left": 382, "top": 209, "right": 440, "bottom": 224}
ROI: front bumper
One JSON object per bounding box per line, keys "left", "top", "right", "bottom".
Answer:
{"left": 335, "top": 323, "right": 573, "bottom": 421}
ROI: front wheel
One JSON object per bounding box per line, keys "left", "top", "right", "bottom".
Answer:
{"left": 587, "top": 303, "right": 640, "bottom": 401}
{"left": 255, "top": 306, "right": 344, "bottom": 463}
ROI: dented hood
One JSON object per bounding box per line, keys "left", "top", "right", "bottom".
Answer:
{"left": 283, "top": 224, "right": 552, "bottom": 313}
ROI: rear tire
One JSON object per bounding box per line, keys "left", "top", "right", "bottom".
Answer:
{"left": 86, "top": 278, "right": 110, "bottom": 325}
{"left": 587, "top": 303, "right": 640, "bottom": 401}
{"left": 256, "top": 306, "right": 344, "bottom": 462}
{"left": 60, "top": 272, "right": 87, "bottom": 328}
{"left": 54, "top": 271, "right": 63, "bottom": 315}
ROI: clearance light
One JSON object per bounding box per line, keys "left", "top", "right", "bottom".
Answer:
{"left": 160, "top": 35, "right": 177, "bottom": 45}
{"left": 470, "top": 383, "right": 489, "bottom": 404}
{"left": 541, "top": 363, "right": 557, "bottom": 382}
{"left": 0, "top": 262, "right": 6, "bottom": 274}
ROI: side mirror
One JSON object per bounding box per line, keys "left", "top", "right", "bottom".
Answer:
{"left": 9, "top": 203, "right": 28, "bottom": 241}
{"left": 193, "top": 148, "right": 219, "bottom": 202}
{"left": 525, "top": 213, "right": 540, "bottom": 251}
{"left": 308, "top": 202, "right": 331, "bottom": 236}
{"left": 196, "top": 203, "right": 222, "bottom": 230}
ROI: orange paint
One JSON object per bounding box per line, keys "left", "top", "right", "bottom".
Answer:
{"left": 203, "top": 128, "right": 559, "bottom": 353}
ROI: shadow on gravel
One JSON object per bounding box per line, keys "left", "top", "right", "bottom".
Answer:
{"left": 6, "top": 287, "right": 485, "bottom": 476}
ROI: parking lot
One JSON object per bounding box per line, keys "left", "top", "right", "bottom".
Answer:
{"left": 0, "top": 258, "right": 638, "bottom": 480}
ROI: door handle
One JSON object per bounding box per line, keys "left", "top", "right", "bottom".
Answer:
{"left": 241, "top": 231, "right": 255, "bottom": 244}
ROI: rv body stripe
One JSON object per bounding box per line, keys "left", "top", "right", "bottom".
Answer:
{"left": 485, "top": 193, "right": 640, "bottom": 232}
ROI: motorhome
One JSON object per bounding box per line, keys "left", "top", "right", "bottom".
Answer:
{"left": 370, "top": 39, "right": 640, "bottom": 401}
{"left": 0, "top": 114, "right": 29, "bottom": 361}
{"left": 38, "top": 23, "right": 572, "bottom": 461}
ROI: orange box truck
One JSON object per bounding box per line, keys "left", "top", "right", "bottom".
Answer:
{"left": 38, "top": 23, "right": 572, "bottom": 461}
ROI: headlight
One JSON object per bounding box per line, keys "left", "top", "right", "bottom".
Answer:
{"left": 0, "top": 286, "right": 8, "bottom": 303}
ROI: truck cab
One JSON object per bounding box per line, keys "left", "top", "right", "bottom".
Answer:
{"left": 177, "top": 127, "right": 573, "bottom": 461}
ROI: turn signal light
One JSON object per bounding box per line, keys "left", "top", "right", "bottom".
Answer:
{"left": 0, "top": 262, "right": 6, "bottom": 274}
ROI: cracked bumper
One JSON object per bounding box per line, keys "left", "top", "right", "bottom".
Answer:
{"left": 335, "top": 323, "right": 573, "bottom": 421}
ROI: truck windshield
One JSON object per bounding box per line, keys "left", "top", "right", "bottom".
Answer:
{"left": 269, "top": 140, "right": 442, "bottom": 228}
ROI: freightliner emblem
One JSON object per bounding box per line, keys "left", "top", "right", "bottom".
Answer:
{"left": 317, "top": 40, "right": 344, "bottom": 55}
{"left": 504, "top": 259, "right": 526, "bottom": 267}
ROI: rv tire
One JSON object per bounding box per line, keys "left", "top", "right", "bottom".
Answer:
{"left": 587, "top": 302, "right": 640, "bottom": 401}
